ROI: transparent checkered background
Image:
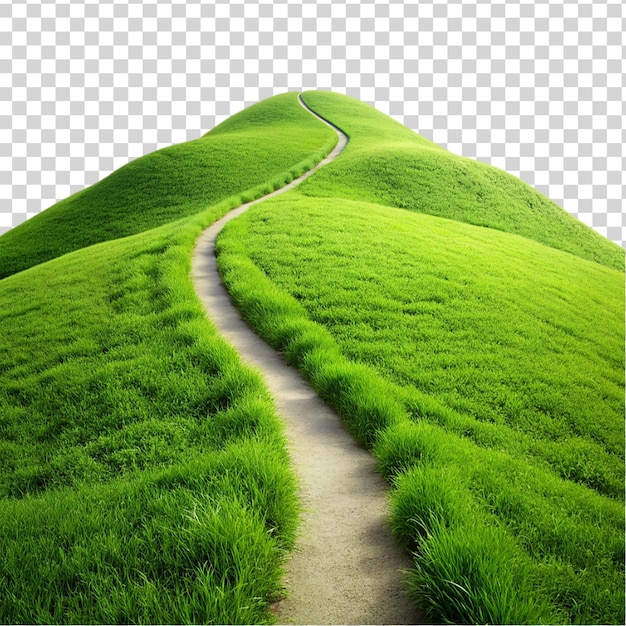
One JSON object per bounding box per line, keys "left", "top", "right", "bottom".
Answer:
{"left": 2, "top": 0, "right": 624, "bottom": 246}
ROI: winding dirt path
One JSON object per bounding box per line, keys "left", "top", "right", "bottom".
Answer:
{"left": 191, "top": 95, "right": 423, "bottom": 625}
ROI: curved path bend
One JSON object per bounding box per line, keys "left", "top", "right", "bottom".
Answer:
{"left": 191, "top": 95, "right": 422, "bottom": 625}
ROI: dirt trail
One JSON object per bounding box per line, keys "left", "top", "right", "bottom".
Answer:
{"left": 191, "top": 95, "right": 423, "bottom": 625}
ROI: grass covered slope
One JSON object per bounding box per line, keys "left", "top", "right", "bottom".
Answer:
{"left": 299, "top": 91, "right": 623, "bottom": 272}
{"left": 219, "top": 197, "right": 624, "bottom": 490}
{"left": 216, "top": 92, "right": 625, "bottom": 624}
{"left": 217, "top": 197, "right": 624, "bottom": 625}
{"left": 0, "top": 92, "right": 337, "bottom": 280}
{"left": 0, "top": 211, "right": 301, "bottom": 625}
{"left": 2, "top": 88, "right": 623, "bottom": 624}
{"left": 0, "top": 92, "right": 339, "bottom": 624}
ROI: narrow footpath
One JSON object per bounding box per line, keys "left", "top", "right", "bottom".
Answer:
{"left": 191, "top": 95, "right": 423, "bottom": 625}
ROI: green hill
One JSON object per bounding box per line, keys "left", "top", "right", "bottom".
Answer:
{"left": 216, "top": 91, "right": 625, "bottom": 624}
{"left": 1, "top": 90, "right": 623, "bottom": 625}
{"left": 298, "top": 91, "right": 623, "bottom": 271}
{"left": 0, "top": 92, "right": 336, "bottom": 280}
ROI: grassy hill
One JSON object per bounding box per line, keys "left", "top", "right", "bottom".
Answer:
{"left": 1, "top": 89, "right": 623, "bottom": 624}
{"left": 216, "top": 91, "right": 625, "bottom": 624}
{"left": 0, "top": 92, "right": 335, "bottom": 624}
{"left": 0, "top": 92, "right": 336, "bottom": 280}
{"left": 297, "top": 91, "right": 623, "bottom": 272}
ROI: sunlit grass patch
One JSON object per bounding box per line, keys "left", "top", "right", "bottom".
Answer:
{"left": 219, "top": 196, "right": 623, "bottom": 477}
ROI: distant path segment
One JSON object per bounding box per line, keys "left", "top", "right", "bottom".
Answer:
{"left": 191, "top": 95, "right": 422, "bottom": 625}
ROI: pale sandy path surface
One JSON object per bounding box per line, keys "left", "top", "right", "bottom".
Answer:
{"left": 191, "top": 95, "right": 424, "bottom": 625}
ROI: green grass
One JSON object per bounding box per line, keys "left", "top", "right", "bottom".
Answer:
{"left": 218, "top": 197, "right": 623, "bottom": 487}
{"left": 216, "top": 92, "right": 625, "bottom": 624}
{"left": 0, "top": 92, "right": 336, "bottom": 280}
{"left": 2, "top": 88, "right": 624, "bottom": 624}
{"left": 0, "top": 92, "right": 336, "bottom": 624}
{"left": 0, "top": 456, "right": 294, "bottom": 624}
{"left": 0, "top": 216, "right": 301, "bottom": 624}
{"left": 299, "top": 91, "right": 624, "bottom": 272}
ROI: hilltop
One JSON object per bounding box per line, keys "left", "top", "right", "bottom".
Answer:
{"left": 0, "top": 92, "right": 336, "bottom": 279}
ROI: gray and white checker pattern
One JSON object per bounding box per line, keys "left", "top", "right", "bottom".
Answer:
{"left": 2, "top": 0, "right": 625, "bottom": 246}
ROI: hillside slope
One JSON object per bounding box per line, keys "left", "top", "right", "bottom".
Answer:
{"left": 299, "top": 91, "right": 624, "bottom": 271}
{"left": 0, "top": 92, "right": 336, "bottom": 624}
{"left": 216, "top": 90, "right": 625, "bottom": 624}
{"left": 0, "top": 92, "right": 336, "bottom": 279}
{"left": 1, "top": 89, "right": 623, "bottom": 624}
